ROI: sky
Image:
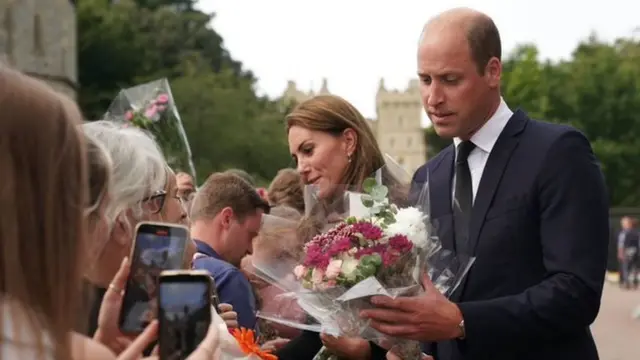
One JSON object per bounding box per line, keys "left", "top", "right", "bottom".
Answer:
{"left": 196, "top": 0, "right": 640, "bottom": 123}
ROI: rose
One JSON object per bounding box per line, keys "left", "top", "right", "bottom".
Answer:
{"left": 294, "top": 265, "right": 307, "bottom": 279}
{"left": 325, "top": 260, "right": 343, "bottom": 280}
{"left": 340, "top": 257, "right": 360, "bottom": 279}
{"left": 312, "top": 268, "right": 325, "bottom": 285}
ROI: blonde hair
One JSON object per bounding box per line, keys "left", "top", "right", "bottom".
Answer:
{"left": 0, "top": 68, "right": 87, "bottom": 360}
{"left": 267, "top": 169, "right": 304, "bottom": 213}
{"left": 254, "top": 206, "right": 303, "bottom": 261}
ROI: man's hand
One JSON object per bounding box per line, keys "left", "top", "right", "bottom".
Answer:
{"left": 319, "top": 334, "right": 371, "bottom": 360}
{"left": 360, "top": 273, "right": 463, "bottom": 342}
{"left": 218, "top": 303, "right": 238, "bottom": 329}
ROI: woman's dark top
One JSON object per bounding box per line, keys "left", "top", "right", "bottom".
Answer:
{"left": 274, "top": 330, "right": 387, "bottom": 360}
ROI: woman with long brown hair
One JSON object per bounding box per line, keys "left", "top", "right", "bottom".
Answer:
{"left": 275, "top": 95, "right": 405, "bottom": 360}
{"left": 0, "top": 67, "right": 115, "bottom": 359}
{"left": 0, "top": 68, "right": 224, "bottom": 360}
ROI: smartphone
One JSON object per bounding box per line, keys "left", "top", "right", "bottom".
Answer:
{"left": 119, "top": 222, "right": 190, "bottom": 334}
{"left": 158, "top": 270, "right": 213, "bottom": 360}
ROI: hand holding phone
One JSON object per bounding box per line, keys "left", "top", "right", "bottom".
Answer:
{"left": 158, "top": 270, "right": 213, "bottom": 360}
{"left": 119, "top": 222, "right": 190, "bottom": 335}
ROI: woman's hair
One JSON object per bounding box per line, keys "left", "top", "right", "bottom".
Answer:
{"left": 286, "top": 95, "right": 409, "bottom": 243}
{"left": 254, "top": 206, "right": 303, "bottom": 265}
{"left": 82, "top": 121, "right": 167, "bottom": 231}
{"left": 84, "top": 132, "right": 112, "bottom": 221}
{"left": 267, "top": 168, "right": 304, "bottom": 213}
{"left": 0, "top": 68, "right": 87, "bottom": 360}
{"left": 286, "top": 95, "right": 385, "bottom": 188}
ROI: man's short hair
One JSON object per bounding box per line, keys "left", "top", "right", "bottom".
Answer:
{"left": 190, "top": 172, "right": 269, "bottom": 222}
{"left": 466, "top": 15, "right": 501, "bottom": 74}
{"left": 224, "top": 169, "right": 256, "bottom": 187}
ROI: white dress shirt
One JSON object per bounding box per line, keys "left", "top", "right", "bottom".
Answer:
{"left": 453, "top": 98, "right": 513, "bottom": 202}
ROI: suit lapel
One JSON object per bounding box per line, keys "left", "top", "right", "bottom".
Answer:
{"left": 430, "top": 146, "right": 455, "bottom": 252}
{"left": 468, "top": 110, "right": 528, "bottom": 255}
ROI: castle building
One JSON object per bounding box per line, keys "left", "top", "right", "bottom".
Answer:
{"left": 0, "top": 0, "right": 77, "bottom": 99}
{"left": 282, "top": 78, "right": 427, "bottom": 173}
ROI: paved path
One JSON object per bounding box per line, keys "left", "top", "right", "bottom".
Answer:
{"left": 592, "top": 282, "right": 640, "bottom": 360}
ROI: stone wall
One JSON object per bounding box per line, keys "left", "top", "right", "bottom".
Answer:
{"left": 0, "top": 0, "right": 77, "bottom": 99}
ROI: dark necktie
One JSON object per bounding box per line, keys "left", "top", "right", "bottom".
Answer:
{"left": 453, "top": 140, "right": 476, "bottom": 255}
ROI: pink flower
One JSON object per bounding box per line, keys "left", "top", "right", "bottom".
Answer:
{"left": 293, "top": 265, "right": 307, "bottom": 279}
{"left": 388, "top": 234, "right": 413, "bottom": 253}
{"left": 311, "top": 268, "right": 324, "bottom": 284}
{"left": 125, "top": 110, "right": 134, "bottom": 121}
{"left": 351, "top": 221, "right": 384, "bottom": 240}
{"left": 156, "top": 94, "right": 169, "bottom": 104}
{"left": 327, "top": 236, "right": 352, "bottom": 256}
{"left": 144, "top": 105, "right": 157, "bottom": 118}
{"left": 325, "top": 260, "right": 343, "bottom": 280}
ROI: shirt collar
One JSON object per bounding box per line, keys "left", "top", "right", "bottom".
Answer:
{"left": 453, "top": 97, "right": 513, "bottom": 153}
{"left": 193, "top": 239, "right": 221, "bottom": 260}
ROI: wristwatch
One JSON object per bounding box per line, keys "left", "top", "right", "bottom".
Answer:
{"left": 458, "top": 319, "right": 466, "bottom": 340}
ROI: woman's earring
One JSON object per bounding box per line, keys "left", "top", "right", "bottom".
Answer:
{"left": 347, "top": 154, "right": 352, "bottom": 163}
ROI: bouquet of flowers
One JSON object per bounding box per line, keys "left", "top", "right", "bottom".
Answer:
{"left": 103, "top": 78, "right": 197, "bottom": 179}
{"left": 251, "top": 157, "right": 475, "bottom": 360}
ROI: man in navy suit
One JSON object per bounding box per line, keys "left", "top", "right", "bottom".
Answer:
{"left": 361, "top": 7, "right": 609, "bottom": 360}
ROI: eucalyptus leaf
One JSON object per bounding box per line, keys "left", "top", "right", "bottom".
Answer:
{"left": 363, "top": 178, "right": 377, "bottom": 193}
{"left": 362, "top": 198, "right": 374, "bottom": 207}
{"left": 371, "top": 185, "right": 389, "bottom": 199}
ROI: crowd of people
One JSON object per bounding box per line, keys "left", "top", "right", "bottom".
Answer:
{"left": 1, "top": 7, "right": 613, "bottom": 360}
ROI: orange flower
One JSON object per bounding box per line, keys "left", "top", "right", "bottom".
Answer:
{"left": 232, "top": 328, "right": 278, "bottom": 360}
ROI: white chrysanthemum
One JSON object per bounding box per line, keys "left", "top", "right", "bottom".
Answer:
{"left": 386, "top": 206, "right": 429, "bottom": 248}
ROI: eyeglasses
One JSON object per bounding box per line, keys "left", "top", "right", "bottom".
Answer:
{"left": 142, "top": 190, "right": 183, "bottom": 214}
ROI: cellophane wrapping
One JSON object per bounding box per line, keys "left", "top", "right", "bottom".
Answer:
{"left": 250, "top": 155, "right": 475, "bottom": 360}
{"left": 103, "top": 78, "right": 197, "bottom": 179}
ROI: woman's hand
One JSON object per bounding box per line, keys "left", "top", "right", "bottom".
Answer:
{"left": 134, "top": 307, "right": 222, "bottom": 360}
{"left": 93, "top": 257, "right": 133, "bottom": 354}
{"left": 184, "top": 307, "right": 222, "bottom": 359}
{"left": 218, "top": 303, "right": 238, "bottom": 329}
{"left": 261, "top": 337, "right": 290, "bottom": 352}
{"left": 116, "top": 321, "right": 159, "bottom": 360}
{"left": 320, "top": 334, "right": 371, "bottom": 360}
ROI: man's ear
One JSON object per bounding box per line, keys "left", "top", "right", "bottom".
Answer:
{"left": 485, "top": 57, "right": 502, "bottom": 89}
{"left": 342, "top": 128, "right": 358, "bottom": 157}
{"left": 220, "top": 207, "right": 234, "bottom": 229}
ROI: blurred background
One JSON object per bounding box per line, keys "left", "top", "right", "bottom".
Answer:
{"left": 2, "top": 0, "right": 639, "bottom": 358}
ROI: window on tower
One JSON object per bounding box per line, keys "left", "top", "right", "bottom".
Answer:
{"left": 389, "top": 137, "right": 395, "bottom": 148}
{"left": 33, "top": 14, "right": 45, "bottom": 56}
{"left": 4, "top": 7, "right": 14, "bottom": 64}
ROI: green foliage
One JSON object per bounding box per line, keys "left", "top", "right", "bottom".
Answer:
{"left": 424, "top": 35, "right": 640, "bottom": 206}
{"left": 356, "top": 178, "right": 396, "bottom": 227}
{"left": 78, "top": 0, "right": 289, "bottom": 184}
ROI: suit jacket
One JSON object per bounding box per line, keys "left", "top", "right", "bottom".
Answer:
{"left": 411, "top": 110, "right": 609, "bottom": 360}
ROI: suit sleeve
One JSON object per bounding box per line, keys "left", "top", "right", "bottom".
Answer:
{"left": 456, "top": 130, "right": 609, "bottom": 347}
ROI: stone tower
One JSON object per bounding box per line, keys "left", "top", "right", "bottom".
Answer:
{"left": 0, "top": 0, "right": 77, "bottom": 99}
{"left": 281, "top": 78, "right": 427, "bottom": 173}
{"left": 374, "top": 78, "right": 426, "bottom": 173}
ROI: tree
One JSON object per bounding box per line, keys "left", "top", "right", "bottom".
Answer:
{"left": 501, "top": 35, "right": 640, "bottom": 206}
{"left": 78, "top": 0, "right": 289, "bottom": 183}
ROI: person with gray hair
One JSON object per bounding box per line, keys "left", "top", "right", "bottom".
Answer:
{"left": 81, "top": 120, "right": 190, "bottom": 336}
